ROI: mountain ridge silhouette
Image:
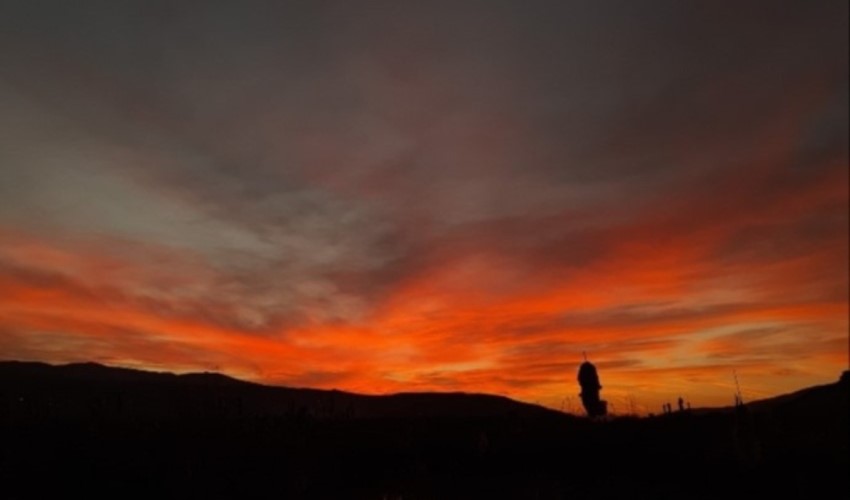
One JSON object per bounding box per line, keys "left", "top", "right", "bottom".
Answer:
{"left": 0, "top": 360, "right": 567, "bottom": 420}
{"left": 3, "top": 360, "right": 844, "bottom": 418}
{"left": 2, "top": 360, "right": 846, "bottom": 498}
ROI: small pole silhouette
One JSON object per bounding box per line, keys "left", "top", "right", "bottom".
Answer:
{"left": 733, "top": 370, "right": 744, "bottom": 406}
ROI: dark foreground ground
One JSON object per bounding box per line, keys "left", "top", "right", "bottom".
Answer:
{"left": 1, "top": 363, "right": 847, "bottom": 499}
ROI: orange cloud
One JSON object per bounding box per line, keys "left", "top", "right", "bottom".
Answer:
{"left": 0, "top": 1, "right": 846, "bottom": 415}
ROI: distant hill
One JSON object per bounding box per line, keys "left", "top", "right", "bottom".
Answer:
{"left": 746, "top": 373, "right": 849, "bottom": 412}
{"left": 2, "top": 361, "right": 846, "bottom": 499}
{"left": 0, "top": 360, "right": 565, "bottom": 420}
{"left": 5, "top": 361, "right": 846, "bottom": 421}
{"left": 689, "top": 371, "right": 849, "bottom": 417}
{"left": 694, "top": 371, "right": 850, "bottom": 425}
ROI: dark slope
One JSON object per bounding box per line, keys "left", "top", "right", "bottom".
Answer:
{"left": 746, "top": 375, "right": 849, "bottom": 414}
{"left": 3, "top": 361, "right": 845, "bottom": 420}
{"left": 0, "top": 360, "right": 563, "bottom": 420}
{"left": 1, "top": 361, "right": 846, "bottom": 499}
{"left": 689, "top": 373, "right": 849, "bottom": 416}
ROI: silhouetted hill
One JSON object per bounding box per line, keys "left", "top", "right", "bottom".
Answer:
{"left": 0, "top": 360, "right": 563, "bottom": 420}
{"left": 746, "top": 376, "right": 847, "bottom": 412}
{"left": 688, "top": 373, "right": 849, "bottom": 417}
{"left": 1, "top": 361, "right": 846, "bottom": 499}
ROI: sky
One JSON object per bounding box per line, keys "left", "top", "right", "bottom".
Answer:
{"left": 0, "top": 0, "right": 847, "bottom": 413}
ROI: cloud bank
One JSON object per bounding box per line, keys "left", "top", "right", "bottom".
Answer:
{"left": 1, "top": 0, "right": 847, "bottom": 411}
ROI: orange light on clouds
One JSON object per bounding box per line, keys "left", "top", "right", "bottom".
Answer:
{"left": 0, "top": 0, "right": 847, "bottom": 416}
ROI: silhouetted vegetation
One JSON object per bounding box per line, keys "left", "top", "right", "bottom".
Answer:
{"left": 1, "top": 362, "right": 847, "bottom": 499}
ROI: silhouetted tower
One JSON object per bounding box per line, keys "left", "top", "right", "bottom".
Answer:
{"left": 577, "top": 353, "right": 607, "bottom": 417}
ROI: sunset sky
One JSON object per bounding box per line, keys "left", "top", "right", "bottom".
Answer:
{"left": 1, "top": 1, "right": 847, "bottom": 413}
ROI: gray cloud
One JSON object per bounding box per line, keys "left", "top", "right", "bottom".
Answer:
{"left": 0, "top": 0, "right": 846, "bottom": 335}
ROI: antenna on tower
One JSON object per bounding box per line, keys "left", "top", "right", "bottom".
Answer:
{"left": 582, "top": 351, "right": 588, "bottom": 362}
